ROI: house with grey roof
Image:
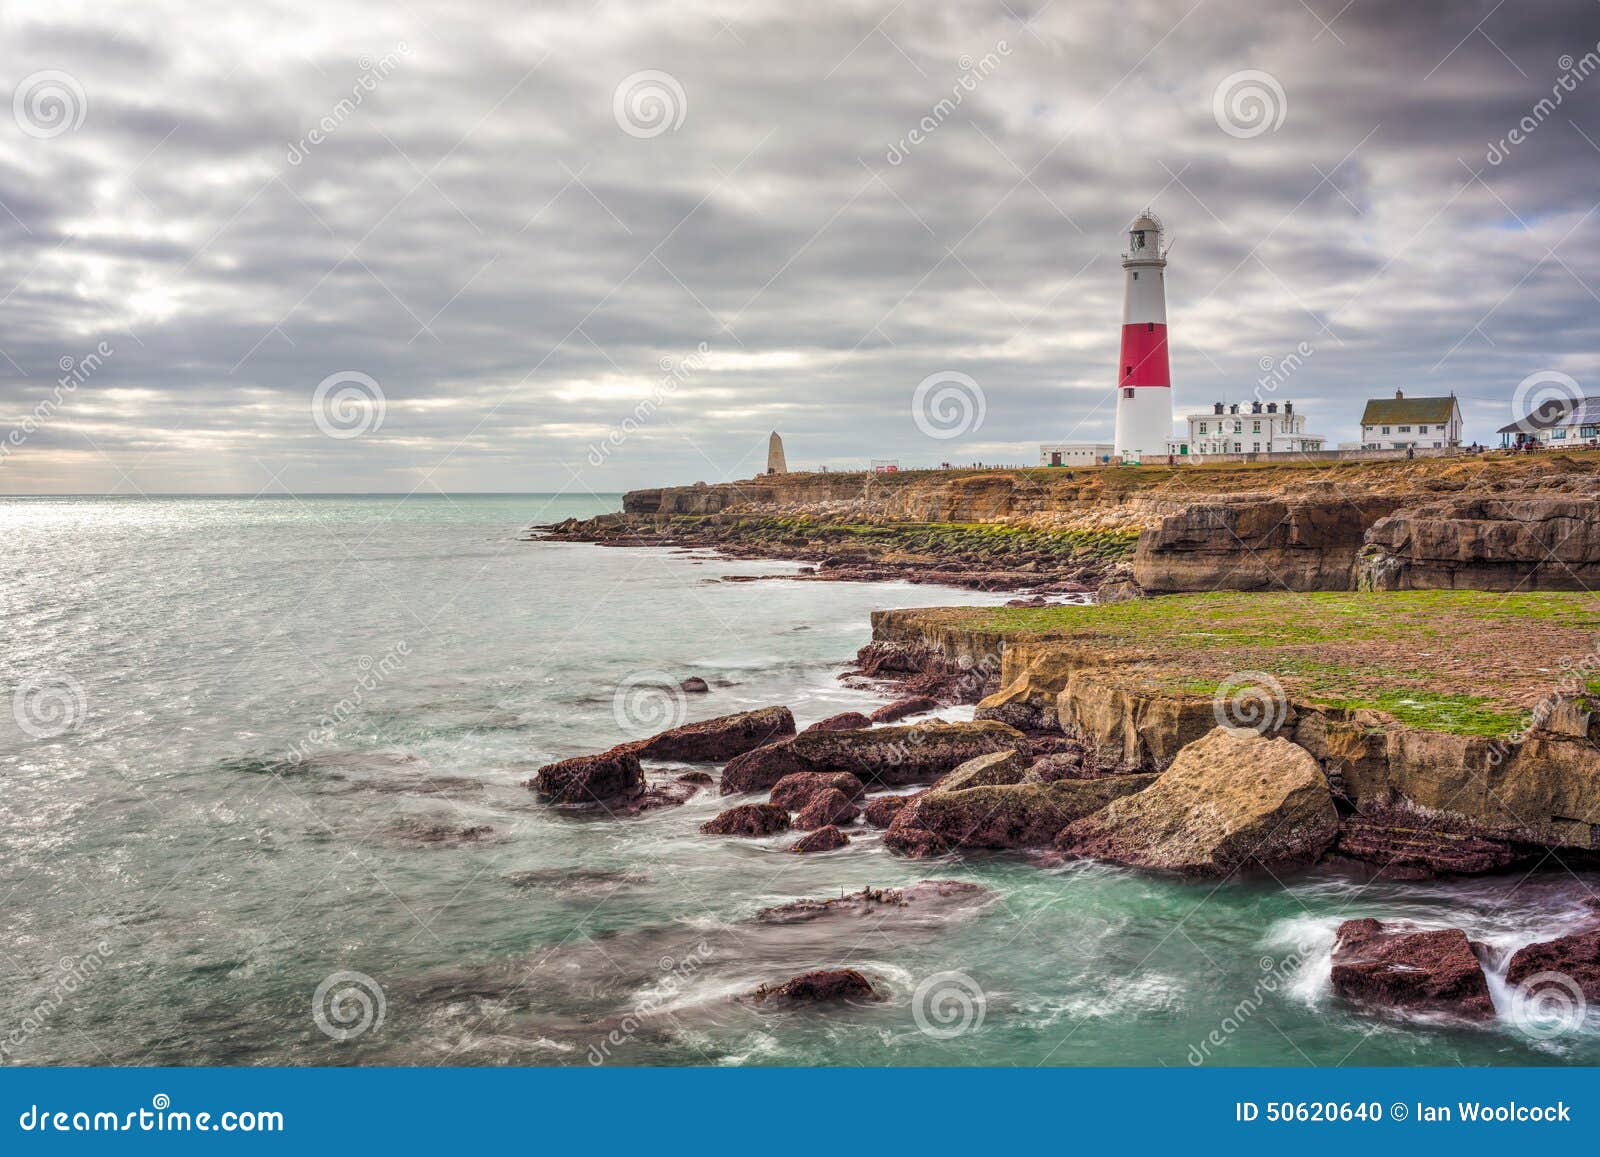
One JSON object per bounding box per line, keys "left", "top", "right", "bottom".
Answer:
{"left": 1497, "top": 396, "right": 1600, "bottom": 448}
{"left": 1357, "top": 390, "right": 1463, "bottom": 450}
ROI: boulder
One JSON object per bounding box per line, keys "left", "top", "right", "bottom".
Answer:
{"left": 886, "top": 775, "right": 1155, "bottom": 857}
{"left": 1330, "top": 919, "right": 1494, "bottom": 1019}
{"left": 628, "top": 706, "right": 795, "bottom": 762}
{"left": 929, "top": 749, "right": 1028, "bottom": 793}
{"left": 870, "top": 696, "right": 938, "bottom": 723}
{"left": 1506, "top": 928, "right": 1600, "bottom": 1000}
{"left": 769, "top": 771, "right": 866, "bottom": 810}
{"left": 753, "top": 968, "right": 881, "bottom": 1003}
{"left": 700, "top": 803, "right": 791, "bottom": 837}
{"left": 790, "top": 825, "right": 850, "bottom": 853}
{"left": 679, "top": 676, "right": 710, "bottom": 693}
{"left": 530, "top": 745, "right": 644, "bottom": 807}
{"left": 675, "top": 770, "right": 714, "bottom": 785}
{"left": 794, "top": 789, "right": 860, "bottom": 831}
{"left": 1054, "top": 727, "right": 1338, "bottom": 876}
{"left": 720, "top": 720, "right": 1029, "bottom": 795}
{"left": 804, "top": 711, "right": 873, "bottom": 733}
{"left": 864, "top": 795, "right": 911, "bottom": 828}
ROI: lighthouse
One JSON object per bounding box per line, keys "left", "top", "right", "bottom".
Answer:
{"left": 1112, "top": 210, "right": 1174, "bottom": 462}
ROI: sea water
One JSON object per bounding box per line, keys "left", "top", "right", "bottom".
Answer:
{"left": 2, "top": 494, "right": 1596, "bottom": 1066}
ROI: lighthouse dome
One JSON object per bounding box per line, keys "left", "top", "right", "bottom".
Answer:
{"left": 1125, "top": 209, "right": 1164, "bottom": 257}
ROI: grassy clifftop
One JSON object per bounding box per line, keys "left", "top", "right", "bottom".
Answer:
{"left": 883, "top": 591, "right": 1600, "bottom": 736}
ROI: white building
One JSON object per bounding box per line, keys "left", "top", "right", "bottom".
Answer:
{"left": 1497, "top": 396, "right": 1600, "bottom": 448}
{"left": 1038, "top": 442, "right": 1115, "bottom": 467}
{"left": 1166, "top": 400, "right": 1328, "bottom": 456}
{"left": 1357, "top": 390, "right": 1463, "bottom": 449}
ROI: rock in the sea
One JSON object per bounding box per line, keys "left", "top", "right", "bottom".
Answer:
{"left": 794, "top": 788, "right": 860, "bottom": 831}
{"left": 1054, "top": 727, "right": 1339, "bottom": 876}
{"left": 886, "top": 775, "right": 1155, "bottom": 857}
{"left": 675, "top": 770, "right": 714, "bottom": 785}
{"left": 679, "top": 676, "right": 710, "bottom": 693}
{"left": 930, "top": 749, "right": 1028, "bottom": 792}
{"left": 863, "top": 795, "right": 911, "bottom": 828}
{"left": 753, "top": 968, "right": 881, "bottom": 1003}
{"left": 1506, "top": 928, "right": 1600, "bottom": 1000}
{"left": 720, "top": 720, "right": 1029, "bottom": 795}
{"left": 790, "top": 824, "right": 850, "bottom": 853}
{"left": 756, "top": 880, "right": 988, "bottom": 923}
{"left": 530, "top": 745, "right": 644, "bottom": 807}
{"left": 628, "top": 705, "right": 795, "bottom": 762}
{"left": 870, "top": 695, "right": 938, "bottom": 723}
{"left": 386, "top": 817, "right": 495, "bottom": 846}
{"left": 1330, "top": 918, "right": 1494, "bottom": 1018}
{"left": 701, "top": 803, "right": 792, "bottom": 837}
{"left": 805, "top": 711, "right": 873, "bottom": 733}
{"left": 769, "top": 771, "right": 866, "bottom": 810}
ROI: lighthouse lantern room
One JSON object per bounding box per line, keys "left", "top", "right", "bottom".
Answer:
{"left": 1112, "top": 209, "right": 1175, "bottom": 462}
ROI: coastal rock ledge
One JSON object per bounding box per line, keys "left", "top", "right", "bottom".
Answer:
{"left": 720, "top": 720, "right": 1030, "bottom": 795}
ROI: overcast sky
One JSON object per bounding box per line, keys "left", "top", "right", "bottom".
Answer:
{"left": 2, "top": 0, "right": 1598, "bottom": 494}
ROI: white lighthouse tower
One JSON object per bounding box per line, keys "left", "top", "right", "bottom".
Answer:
{"left": 1112, "top": 210, "right": 1174, "bottom": 462}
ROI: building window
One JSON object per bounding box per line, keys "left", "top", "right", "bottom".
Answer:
{"left": 1233, "top": 421, "right": 1242, "bottom": 433}
{"left": 1554, "top": 427, "right": 1568, "bottom": 439}
{"left": 1583, "top": 426, "right": 1598, "bottom": 437}
{"left": 1123, "top": 387, "right": 1134, "bottom": 398}
{"left": 1132, "top": 271, "right": 1138, "bottom": 279}
{"left": 1252, "top": 442, "right": 1261, "bottom": 452}
{"left": 1418, "top": 425, "right": 1428, "bottom": 433}
{"left": 1198, "top": 422, "right": 1207, "bottom": 433}
{"left": 1252, "top": 421, "right": 1261, "bottom": 433}
{"left": 1381, "top": 426, "right": 1390, "bottom": 435}
{"left": 1398, "top": 425, "right": 1411, "bottom": 433}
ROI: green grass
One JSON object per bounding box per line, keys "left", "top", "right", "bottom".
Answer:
{"left": 891, "top": 590, "right": 1600, "bottom": 738}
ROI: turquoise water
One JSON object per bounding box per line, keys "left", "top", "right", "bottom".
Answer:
{"left": 2, "top": 494, "right": 1596, "bottom": 1066}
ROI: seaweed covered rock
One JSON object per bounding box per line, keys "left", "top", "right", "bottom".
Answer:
{"left": 752, "top": 968, "right": 881, "bottom": 1003}
{"left": 1330, "top": 919, "right": 1494, "bottom": 1019}
{"left": 794, "top": 788, "right": 860, "bottom": 831}
{"left": 627, "top": 706, "right": 795, "bottom": 762}
{"left": 720, "top": 720, "right": 1029, "bottom": 795}
{"left": 530, "top": 745, "right": 644, "bottom": 807}
{"left": 701, "top": 803, "right": 791, "bottom": 837}
{"left": 885, "top": 775, "right": 1155, "bottom": 857}
{"left": 769, "top": 771, "right": 866, "bottom": 810}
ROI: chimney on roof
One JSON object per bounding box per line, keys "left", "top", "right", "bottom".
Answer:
{"left": 1285, "top": 401, "right": 1293, "bottom": 414}
{"left": 1267, "top": 402, "right": 1277, "bottom": 413}
{"left": 1213, "top": 402, "right": 1224, "bottom": 414}
{"left": 1395, "top": 389, "right": 1404, "bottom": 399}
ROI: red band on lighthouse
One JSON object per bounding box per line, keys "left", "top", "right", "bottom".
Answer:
{"left": 1119, "top": 322, "right": 1170, "bottom": 387}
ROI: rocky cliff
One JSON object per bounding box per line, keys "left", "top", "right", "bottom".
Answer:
{"left": 545, "top": 452, "right": 1600, "bottom": 596}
